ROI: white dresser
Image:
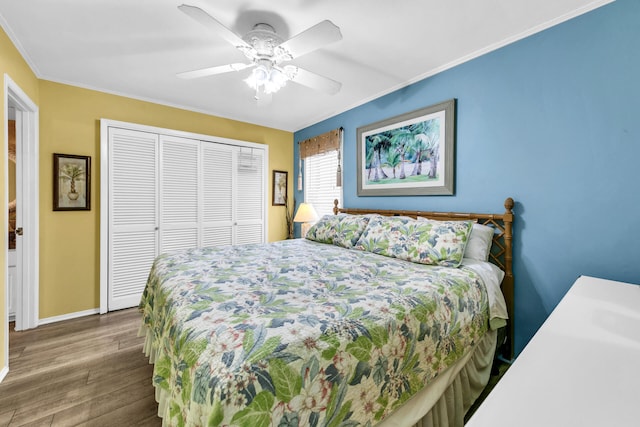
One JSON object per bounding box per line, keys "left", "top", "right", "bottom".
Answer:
{"left": 466, "top": 275, "right": 640, "bottom": 427}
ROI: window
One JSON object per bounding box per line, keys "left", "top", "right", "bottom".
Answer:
{"left": 299, "top": 128, "right": 343, "bottom": 220}
{"left": 304, "top": 149, "right": 342, "bottom": 218}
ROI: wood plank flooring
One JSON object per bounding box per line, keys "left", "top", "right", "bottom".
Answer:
{"left": 0, "top": 309, "right": 161, "bottom": 427}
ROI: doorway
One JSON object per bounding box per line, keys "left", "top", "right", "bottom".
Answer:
{"left": 8, "top": 113, "right": 17, "bottom": 323}
{"left": 3, "top": 75, "right": 39, "bottom": 378}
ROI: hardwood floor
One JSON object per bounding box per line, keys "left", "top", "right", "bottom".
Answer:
{"left": 0, "top": 309, "right": 161, "bottom": 427}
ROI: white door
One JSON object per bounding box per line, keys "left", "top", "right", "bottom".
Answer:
{"left": 8, "top": 117, "right": 19, "bottom": 322}
{"left": 7, "top": 250, "right": 16, "bottom": 319}
{"left": 201, "top": 142, "right": 234, "bottom": 247}
{"left": 159, "top": 135, "right": 200, "bottom": 253}
{"left": 12, "top": 113, "right": 24, "bottom": 326}
{"left": 108, "top": 128, "right": 159, "bottom": 311}
{"left": 235, "top": 148, "right": 265, "bottom": 245}
{"left": 5, "top": 78, "right": 39, "bottom": 333}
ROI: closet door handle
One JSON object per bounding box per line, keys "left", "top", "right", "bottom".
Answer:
{"left": 16, "top": 227, "right": 23, "bottom": 236}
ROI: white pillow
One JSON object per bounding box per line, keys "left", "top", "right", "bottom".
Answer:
{"left": 465, "top": 223, "right": 494, "bottom": 262}
{"left": 417, "top": 218, "right": 494, "bottom": 262}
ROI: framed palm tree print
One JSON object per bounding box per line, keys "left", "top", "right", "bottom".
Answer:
{"left": 272, "top": 170, "right": 288, "bottom": 206}
{"left": 357, "top": 99, "right": 456, "bottom": 196}
{"left": 53, "top": 153, "right": 91, "bottom": 210}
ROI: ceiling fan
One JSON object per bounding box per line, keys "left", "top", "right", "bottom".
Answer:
{"left": 177, "top": 4, "right": 343, "bottom": 100}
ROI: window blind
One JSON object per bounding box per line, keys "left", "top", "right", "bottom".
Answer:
{"left": 304, "top": 150, "right": 342, "bottom": 218}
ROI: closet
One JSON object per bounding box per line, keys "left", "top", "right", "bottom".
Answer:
{"left": 101, "top": 121, "right": 267, "bottom": 311}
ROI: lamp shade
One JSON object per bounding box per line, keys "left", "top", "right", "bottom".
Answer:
{"left": 293, "top": 203, "right": 319, "bottom": 223}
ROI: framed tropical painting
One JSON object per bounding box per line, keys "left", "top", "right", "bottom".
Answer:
{"left": 53, "top": 153, "right": 91, "bottom": 210}
{"left": 357, "top": 99, "right": 456, "bottom": 196}
{"left": 272, "top": 170, "right": 288, "bottom": 206}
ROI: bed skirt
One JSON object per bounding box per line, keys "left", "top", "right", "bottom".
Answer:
{"left": 376, "top": 329, "right": 496, "bottom": 427}
{"left": 140, "top": 325, "right": 496, "bottom": 427}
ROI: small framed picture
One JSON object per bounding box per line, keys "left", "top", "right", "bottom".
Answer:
{"left": 272, "top": 170, "right": 288, "bottom": 206}
{"left": 53, "top": 153, "right": 91, "bottom": 211}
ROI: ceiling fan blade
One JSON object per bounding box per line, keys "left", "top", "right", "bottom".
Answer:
{"left": 285, "top": 66, "right": 342, "bottom": 95}
{"left": 277, "top": 20, "right": 342, "bottom": 60}
{"left": 177, "top": 63, "right": 253, "bottom": 79}
{"left": 178, "top": 4, "right": 254, "bottom": 53}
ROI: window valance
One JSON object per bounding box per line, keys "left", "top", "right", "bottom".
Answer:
{"left": 299, "top": 128, "right": 341, "bottom": 159}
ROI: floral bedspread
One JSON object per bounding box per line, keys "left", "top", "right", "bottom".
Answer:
{"left": 140, "top": 239, "right": 490, "bottom": 427}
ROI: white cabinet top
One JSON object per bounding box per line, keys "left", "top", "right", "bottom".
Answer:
{"left": 466, "top": 275, "right": 640, "bottom": 427}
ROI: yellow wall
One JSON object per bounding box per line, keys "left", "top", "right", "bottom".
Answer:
{"left": 39, "top": 81, "right": 293, "bottom": 319}
{"left": 0, "top": 27, "right": 40, "bottom": 372}
{"left": 0, "top": 25, "right": 293, "bottom": 373}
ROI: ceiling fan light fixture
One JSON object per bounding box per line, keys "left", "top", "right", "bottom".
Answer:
{"left": 244, "top": 63, "right": 289, "bottom": 94}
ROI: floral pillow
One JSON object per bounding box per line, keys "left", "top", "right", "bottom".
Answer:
{"left": 354, "top": 216, "right": 473, "bottom": 267}
{"left": 305, "top": 214, "right": 341, "bottom": 244}
{"left": 418, "top": 218, "right": 494, "bottom": 262}
{"left": 306, "top": 214, "right": 372, "bottom": 248}
{"left": 333, "top": 214, "right": 374, "bottom": 248}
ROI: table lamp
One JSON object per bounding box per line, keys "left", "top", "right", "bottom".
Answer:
{"left": 293, "top": 202, "right": 319, "bottom": 238}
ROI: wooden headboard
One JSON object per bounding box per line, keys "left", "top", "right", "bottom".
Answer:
{"left": 333, "top": 197, "right": 515, "bottom": 359}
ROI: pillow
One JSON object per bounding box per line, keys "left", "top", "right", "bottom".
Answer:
{"left": 465, "top": 223, "right": 494, "bottom": 262}
{"left": 332, "top": 214, "right": 373, "bottom": 248}
{"left": 305, "top": 214, "right": 341, "bottom": 244}
{"left": 418, "top": 218, "right": 494, "bottom": 262}
{"left": 305, "top": 214, "right": 372, "bottom": 248}
{"left": 354, "top": 216, "right": 473, "bottom": 267}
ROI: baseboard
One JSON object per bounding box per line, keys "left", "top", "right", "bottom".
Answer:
{"left": 0, "top": 365, "right": 8, "bottom": 383}
{"left": 39, "top": 308, "right": 100, "bottom": 325}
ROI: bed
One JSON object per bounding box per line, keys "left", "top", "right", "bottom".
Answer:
{"left": 139, "top": 198, "right": 515, "bottom": 427}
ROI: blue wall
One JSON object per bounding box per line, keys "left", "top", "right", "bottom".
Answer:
{"left": 294, "top": 0, "right": 639, "bottom": 356}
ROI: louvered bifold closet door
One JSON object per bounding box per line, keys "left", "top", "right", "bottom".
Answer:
{"left": 201, "top": 142, "right": 234, "bottom": 247}
{"left": 108, "top": 128, "right": 159, "bottom": 311}
{"left": 159, "top": 135, "right": 200, "bottom": 254}
{"left": 235, "top": 148, "right": 265, "bottom": 245}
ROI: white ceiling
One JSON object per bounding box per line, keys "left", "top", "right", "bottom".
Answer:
{"left": 0, "top": 0, "right": 611, "bottom": 132}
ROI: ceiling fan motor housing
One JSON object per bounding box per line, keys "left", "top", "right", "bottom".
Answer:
{"left": 242, "top": 23, "right": 285, "bottom": 59}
